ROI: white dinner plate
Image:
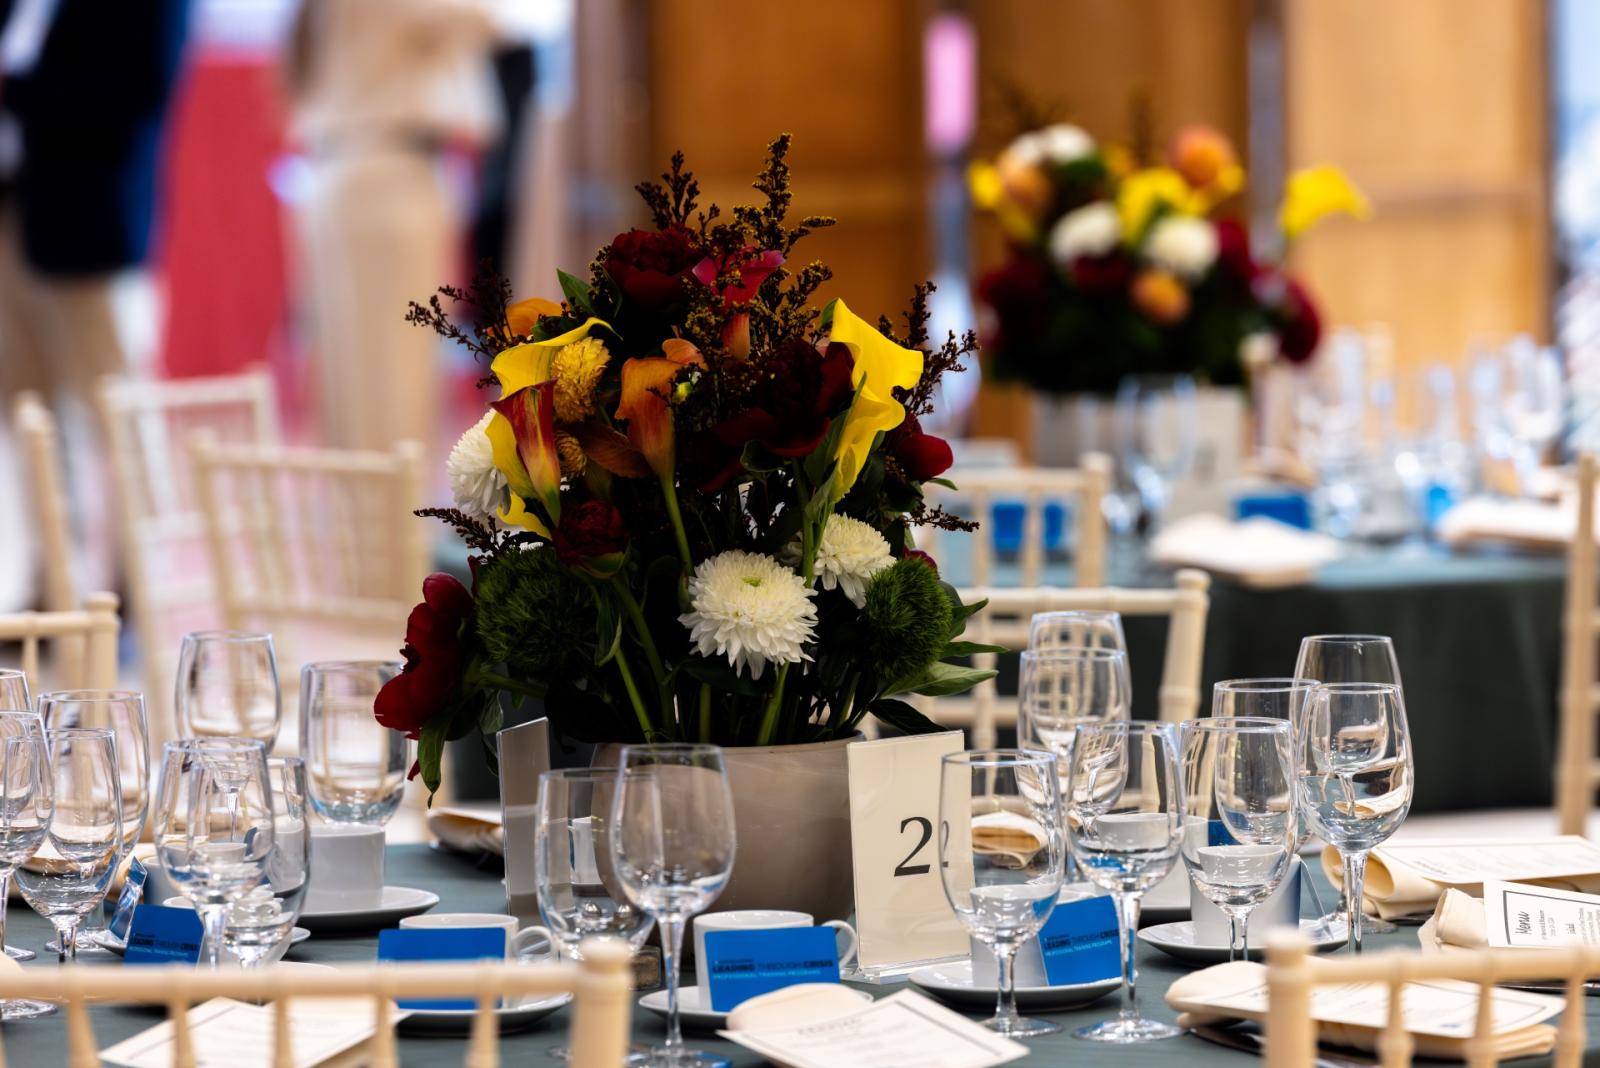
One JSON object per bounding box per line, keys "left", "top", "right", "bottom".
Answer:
{"left": 297, "top": 887, "right": 440, "bottom": 933}
{"left": 1138, "top": 920, "right": 1344, "bottom": 965}
{"left": 400, "top": 991, "right": 572, "bottom": 1035}
{"left": 639, "top": 986, "right": 871, "bottom": 1032}
{"left": 99, "top": 925, "right": 311, "bottom": 959}
{"left": 907, "top": 960, "right": 1121, "bottom": 1012}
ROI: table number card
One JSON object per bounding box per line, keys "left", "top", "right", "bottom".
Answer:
{"left": 497, "top": 716, "right": 550, "bottom": 927}
{"left": 846, "top": 731, "right": 971, "bottom": 978}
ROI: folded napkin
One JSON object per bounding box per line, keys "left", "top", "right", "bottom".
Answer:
{"left": 1417, "top": 888, "right": 1488, "bottom": 953}
{"left": 971, "top": 810, "right": 1049, "bottom": 867}
{"left": 426, "top": 803, "right": 504, "bottom": 856}
{"left": 1436, "top": 495, "right": 1583, "bottom": 552}
{"left": 1321, "top": 839, "right": 1600, "bottom": 920}
{"left": 1150, "top": 514, "right": 1342, "bottom": 588}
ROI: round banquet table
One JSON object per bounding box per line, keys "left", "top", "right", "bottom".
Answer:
{"left": 2, "top": 844, "right": 1597, "bottom": 1066}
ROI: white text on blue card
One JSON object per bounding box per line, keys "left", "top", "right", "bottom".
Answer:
{"left": 124, "top": 905, "right": 204, "bottom": 965}
{"left": 377, "top": 927, "right": 507, "bottom": 1011}
{"left": 703, "top": 927, "right": 840, "bottom": 1013}
{"left": 1038, "top": 895, "right": 1121, "bottom": 985}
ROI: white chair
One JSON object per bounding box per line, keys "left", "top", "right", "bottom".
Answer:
{"left": 0, "top": 591, "right": 121, "bottom": 695}
{"left": 0, "top": 941, "right": 633, "bottom": 1067}
{"left": 96, "top": 369, "right": 281, "bottom": 742}
{"left": 13, "top": 392, "right": 75, "bottom": 618}
{"left": 1558, "top": 453, "right": 1600, "bottom": 835}
{"left": 920, "top": 453, "right": 1113, "bottom": 588}
{"left": 920, "top": 569, "right": 1211, "bottom": 748}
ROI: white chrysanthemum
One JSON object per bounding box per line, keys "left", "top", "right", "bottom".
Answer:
{"left": 447, "top": 412, "right": 505, "bottom": 522}
{"left": 808, "top": 515, "right": 893, "bottom": 608}
{"left": 1048, "top": 202, "right": 1120, "bottom": 264}
{"left": 1006, "top": 123, "right": 1094, "bottom": 168}
{"left": 1144, "top": 216, "right": 1218, "bottom": 280}
{"left": 680, "top": 551, "right": 817, "bottom": 680}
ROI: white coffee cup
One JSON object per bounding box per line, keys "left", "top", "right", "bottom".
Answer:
{"left": 693, "top": 910, "right": 858, "bottom": 1003}
{"left": 399, "top": 912, "right": 555, "bottom": 963}
{"left": 969, "top": 885, "right": 1102, "bottom": 987}
{"left": 304, "top": 824, "right": 385, "bottom": 911}
{"left": 1188, "top": 854, "right": 1303, "bottom": 946}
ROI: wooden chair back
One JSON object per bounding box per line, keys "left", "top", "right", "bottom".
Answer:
{"left": 0, "top": 940, "right": 633, "bottom": 1068}
{"left": 13, "top": 392, "right": 78, "bottom": 663}
{"left": 1558, "top": 452, "right": 1599, "bottom": 835}
{"left": 0, "top": 592, "right": 121, "bottom": 696}
{"left": 1264, "top": 931, "right": 1591, "bottom": 1067}
{"left": 919, "top": 454, "right": 1113, "bottom": 587}
{"left": 920, "top": 569, "right": 1211, "bottom": 747}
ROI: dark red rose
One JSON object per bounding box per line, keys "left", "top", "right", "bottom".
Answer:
{"left": 1214, "top": 218, "right": 1257, "bottom": 282}
{"left": 604, "top": 226, "right": 701, "bottom": 311}
{"left": 1069, "top": 251, "right": 1132, "bottom": 296}
{"left": 887, "top": 414, "right": 953, "bottom": 483}
{"left": 904, "top": 549, "right": 939, "bottom": 575}
{"left": 1275, "top": 276, "right": 1322, "bottom": 364}
{"left": 554, "top": 500, "right": 629, "bottom": 572}
{"left": 702, "top": 339, "right": 856, "bottom": 489}
{"left": 375, "top": 573, "right": 474, "bottom": 739}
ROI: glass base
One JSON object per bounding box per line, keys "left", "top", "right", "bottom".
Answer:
{"left": 3, "top": 944, "right": 35, "bottom": 962}
{"left": 44, "top": 930, "right": 112, "bottom": 955}
{"left": 549, "top": 1042, "right": 651, "bottom": 1065}
{"left": 1074, "top": 1016, "right": 1184, "bottom": 1044}
{"left": 1310, "top": 913, "right": 1395, "bottom": 940}
{"left": 0, "top": 999, "right": 59, "bottom": 1021}
{"left": 987, "top": 1015, "right": 1061, "bottom": 1038}
{"left": 642, "top": 1051, "right": 730, "bottom": 1068}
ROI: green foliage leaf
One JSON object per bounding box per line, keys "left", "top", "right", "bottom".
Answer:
{"left": 888, "top": 660, "right": 997, "bottom": 698}
{"left": 593, "top": 591, "right": 622, "bottom": 666}
{"left": 558, "top": 269, "right": 594, "bottom": 315}
{"left": 867, "top": 698, "right": 944, "bottom": 736}
{"left": 942, "top": 582, "right": 985, "bottom": 640}
{"left": 417, "top": 717, "right": 448, "bottom": 799}
{"left": 740, "top": 440, "right": 784, "bottom": 476}
{"left": 924, "top": 477, "right": 958, "bottom": 491}
{"left": 939, "top": 640, "right": 1006, "bottom": 659}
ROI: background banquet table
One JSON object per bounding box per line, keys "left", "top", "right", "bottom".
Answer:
{"left": 5, "top": 844, "right": 1598, "bottom": 1066}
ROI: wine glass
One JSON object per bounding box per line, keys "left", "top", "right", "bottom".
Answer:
{"left": 0, "top": 712, "right": 44, "bottom": 966}
{"left": 1116, "top": 373, "right": 1199, "bottom": 534}
{"left": 0, "top": 670, "right": 30, "bottom": 712}
{"left": 1178, "top": 718, "right": 1297, "bottom": 960}
{"left": 38, "top": 689, "right": 149, "bottom": 953}
{"left": 1298, "top": 682, "right": 1413, "bottom": 954}
{"left": 300, "top": 661, "right": 407, "bottom": 825}
{"left": 537, "top": 767, "right": 655, "bottom": 1064}
{"left": 1294, "top": 635, "right": 1404, "bottom": 936}
{"left": 1027, "top": 610, "right": 1127, "bottom": 654}
{"left": 225, "top": 756, "right": 311, "bottom": 968}
{"left": 1065, "top": 721, "right": 1183, "bottom": 1043}
{"left": 939, "top": 749, "right": 1063, "bottom": 1037}
{"left": 609, "top": 745, "right": 736, "bottom": 1068}
{"left": 175, "top": 632, "right": 282, "bottom": 749}
{"left": 153, "top": 738, "right": 275, "bottom": 967}
{"left": 0, "top": 722, "right": 54, "bottom": 1017}
{"left": 16, "top": 728, "right": 123, "bottom": 963}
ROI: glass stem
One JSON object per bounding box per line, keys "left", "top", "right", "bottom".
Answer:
{"left": 993, "top": 942, "right": 1020, "bottom": 1028}
{"left": 200, "top": 905, "right": 228, "bottom": 968}
{"left": 1116, "top": 890, "right": 1142, "bottom": 1024}
{"left": 0, "top": 869, "right": 11, "bottom": 952}
{"left": 57, "top": 920, "right": 77, "bottom": 964}
{"left": 659, "top": 914, "right": 685, "bottom": 1054}
{"left": 1343, "top": 849, "right": 1369, "bottom": 954}
{"left": 1227, "top": 912, "right": 1245, "bottom": 963}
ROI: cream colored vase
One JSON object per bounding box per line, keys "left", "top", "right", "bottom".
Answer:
{"left": 594, "top": 734, "right": 857, "bottom": 923}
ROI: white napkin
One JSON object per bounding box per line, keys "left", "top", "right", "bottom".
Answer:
{"left": 426, "top": 803, "right": 503, "bottom": 856}
{"left": 1150, "top": 514, "right": 1342, "bottom": 588}
{"left": 1436, "top": 495, "right": 1585, "bottom": 552}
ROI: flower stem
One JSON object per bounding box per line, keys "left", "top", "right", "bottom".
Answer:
{"left": 612, "top": 649, "right": 654, "bottom": 740}
{"left": 477, "top": 672, "right": 546, "bottom": 700}
{"left": 613, "top": 582, "right": 671, "bottom": 721}
{"left": 829, "top": 674, "right": 860, "bottom": 733}
{"left": 755, "top": 663, "right": 789, "bottom": 746}
{"left": 697, "top": 684, "right": 712, "bottom": 743}
{"left": 659, "top": 475, "right": 694, "bottom": 572}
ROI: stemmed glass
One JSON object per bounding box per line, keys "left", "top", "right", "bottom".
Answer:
{"left": 1027, "top": 610, "right": 1127, "bottom": 654}
{"left": 1178, "top": 718, "right": 1297, "bottom": 960}
{"left": 38, "top": 689, "right": 149, "bottom": 953}
{"left": 1294, "top": 635, "right": 1404, "bottom": 937}
{"left": 609, "top": 745, "right": 736, "bottom": 1068}
{"left": 1065, "top": 721, "right": 1183, "bottom": 1044}
{"left": 1298, "top": 682, "right": 1413, "bottom": 954}
{"left": 175, "top": 632, "right": 282, "bottom": 749}
{"left": 939, "top": 749, "right": 1064, "bottom": 1037}
{"left": 300, "top": 661, "right": 408, "bottom": 825}
{"left": 537, "top": 767, "right": 655, "bottom": 1064}
{"left": 0, "top": 669, "right": 30, "bottom": 712}
{"left": 16, "top": 728, "right": 123, "bottom": 963}
{"left": 153, "top": 738, "right": 276, "bottom": 967}
{"left": 0, "top": 711, "right": 44, "bottom": 966}
{"left": 0, "top": 722, "right": 54, "bottom": 1017}
{"left": 1116, "top": 373, "right": 1199, "bottom": 534}
{"left": 225, "top": 757, "right": 311, "bottom": 968}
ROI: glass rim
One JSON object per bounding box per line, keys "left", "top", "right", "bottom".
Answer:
{"left": 1030, "top": 609, "right": 1121, "bottom": 621}
{"left": 1213, "top": 677, "right": 1318, "bottom": 693}
{"left": 0, "top": 668, "right": 24, "bottom": 677}
{"left": 37, "top": 689, "right": 144, "bottom": 704}
{"left": 0, "top": 709, "right": 40, "bottom": 720}
{"left": 181, "top": 630, "right": 275, "bottom": 644}
{"left": 1019, "top": 646, "right": 1127, "bottom": 662}
{"left": 45, "top": 726, "right": 116, "bottom": 739}
{"left": 1185, "top": 716, "right": 1293, "bottom": 735}
{"left": 1312, "top": 681, "right": 1402, "bottom": 694}
{"left": 542, "top": 766, "right": 620, "bottom": 780}
{"left": 267, "top": 755, "right": 304, "bottom": 769}
{"left": 1074, "top": 720, "right": 1172, "bottom": 736}
{"left": 163, "top": 736, "right": 267, "bottom": 753}
{"left": 617, "top": 743, "right": 723, "bottom": 757}
{"left": 301, "top": 659, "right": 403, "bottom": 674}
{"left": 1299, "top": 634, "right": 1393, "bottom": 645}
{"left": 942, "top": 747, "right": 1056, "bottom": 769}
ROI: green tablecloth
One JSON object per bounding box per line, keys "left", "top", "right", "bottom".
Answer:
{"left": 1, "top": 844, "right": 1595, "bottom": 1065}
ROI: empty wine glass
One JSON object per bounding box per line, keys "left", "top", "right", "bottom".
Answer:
{"left": 300, "top": 661, "right": 407, "bottom": 825}
{"left": 1027, "top": 609, "right": 1127, "bottom": 654}
{"left": 0, "top": 712, "right": 44, "bottom": 966}
{"left": 1298, "top": 682, "right": 1413, "bottom": 954}
{"left": 38, "top": 689, "right": 148, "bottom": 954}
{"left": 0, "top": 721, "right": 54, "bottom": 1017}
{"left": 16, "top": 728, "right": 123, "bottom": 963}
{"left": 0, "top": 670, "right": 29, "bottom": 712}
{"left": 1066, "top": 721, "right": 1183, "bottom": 1043}
{"left": 1179, "top": 718, "right": 1297, "bottom": 960}
{"left": 175, "top": 632, "right": 282, "bottom": 749}
{"left": 225, "top": 756, "right": 310, "bottom": 968}
{"left": 1116, "top": 373, "right": 1199, "bottom": 534}
{"left": 939, "top": 749, "right": 1063, "bottom": 1037}
{"left": 153, "top": 738, "right": 275, "bottom": 967}
{"left": 537, "top": 767, "right": 655, "bottom": 1064}
{"left": 610, "top": 745, "right": 735, "bottom": 1068}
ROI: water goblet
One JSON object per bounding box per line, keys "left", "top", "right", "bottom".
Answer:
{"left": 939, "top": 749, "right": 1064, "bottom": 1037}
{"left": 0, "top": 712, "right": 44, "bottom": 965}
{"left": 300, "top": 661, "right": 407, "bottom": 825}
{"left": 1027, "top": 609, "right": 1127, "bottom": 654}
{"left": 0, "top": 724, "right": 55, "bottom": 1017}
{"left": 0, "top": 669, "right": 29, "bottom": 712}
{"left": 224, "top": 756, "right": 310, "bottom": 968}
{"left": 1116, "top": 373, "right": 1199, "bottom": 534}
{"left": 609, "top": 745, "right": 735, "bottom": 1068}
{"left": 175, "top": 631, "right": 282, "bottom": 749}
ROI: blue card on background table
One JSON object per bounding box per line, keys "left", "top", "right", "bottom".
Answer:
{"left": 377, "top": 927, "right": 507, "bottom": 1011}
{"left": 1037, "top": 895, "right": 1121, "bottom": 985}
{"left": 124, "top": 904, "right": 204, "bottom": 965}
{"left": 702, "top": 927, "right": 840, "bottom": 1013}
{"left": 108, "top": 856, "right": 148, "bottom": 941}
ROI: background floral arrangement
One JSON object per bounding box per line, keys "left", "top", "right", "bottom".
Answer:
{"left": 376, "top": 136, "right": 997, "bottom": 795}
{"left": 971, "top": 122, "right": 1369, "bottom": 394}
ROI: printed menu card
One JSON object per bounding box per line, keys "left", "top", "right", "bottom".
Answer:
{"left": 1323, "top": 837, "right": 1600, "bottom": 918}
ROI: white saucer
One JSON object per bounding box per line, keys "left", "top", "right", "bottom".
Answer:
{"left": 297, "top": 887, "right": 440, "bottom": 933}
{"left": 639, "top": 985, "right": 871, "bottom": 1031}
{"left": 1138, "top": 920, "right": 1343, "bottom": 964}
{"left": 400, "top": 991, "right": 572, "bottom": 1035}
{"left": 907, "top": 960, "right": 1120, "bottom": 1012}
{"left": 100, "top": 926, "right": 311, "bottom": 959}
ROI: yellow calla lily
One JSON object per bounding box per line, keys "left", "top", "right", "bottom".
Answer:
{"left": 825, "top": 299, "right": 923, "bottom": 501}
{"left": 490, "top": 317, "right": 614, "bottom": 397}
{"left": 1280, "top": 165, "right": 1370, "bottom": 240}
{"left": 1116, "top": 167, "right": 1201, "bottom": 240}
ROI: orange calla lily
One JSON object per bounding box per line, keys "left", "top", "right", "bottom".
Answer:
{"left": 488, "top": 381, "right": 562, "bottom": 532}
{"left": 614, "top": 342, "right": 704, "bottom": 479}
{"left": 502, "top": 296, "right": 564, "bottom": 341}
{"left": 824, "top": 299, "right": 923, "bottom": 500}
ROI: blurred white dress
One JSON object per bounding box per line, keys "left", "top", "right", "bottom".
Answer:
{"left": 291, "top": 0, "right": 498, "bottom": 460}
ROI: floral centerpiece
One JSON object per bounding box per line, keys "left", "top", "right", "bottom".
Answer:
{"left": 970, "top": 122, "right": 1369, "bottom": 394}
{"left": 375, "top": 135, "right": 992, "bottom": 800}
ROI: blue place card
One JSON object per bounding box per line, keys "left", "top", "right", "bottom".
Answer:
{"left": 703, "top": 927, "right": 840, "bottom": 1013}
{"left": 108, "top": 856, "right": 148, "bottom": 941}
{"left": 124, "top": 905, "right": 204, "bottom": 965}
{"left": 377, "top": 927, "right": 507, "bottom": 1010}
{"left": 1235, "top": 492, "right": 1313, "bottom": 530}
{"left": 1207, "top": 819, "right": 1238, "bottom": 848}
{"left": 1037, "top": 895, "right": 1121, "bottom": 985}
